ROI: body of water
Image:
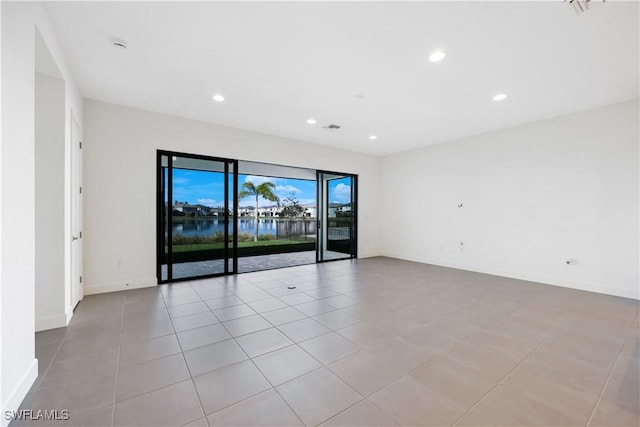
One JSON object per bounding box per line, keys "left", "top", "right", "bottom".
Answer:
{"left": 171, "top": 218, "right": 316, "bottom": 238}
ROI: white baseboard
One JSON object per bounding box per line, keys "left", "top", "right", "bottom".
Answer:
{"left": 83, "top": 277, "right": 157, "bottom": 295}
{"left": 381, "top": 252, "right": 640, "bottom": 300}
{"left": 35, "top": 314, "right": 67, "bottom": 332}
{"left": 357, "top": 251, "right": 382, "bottom": 259}
{"left": 1, "top": 359, "right": 38, "bottom": 427}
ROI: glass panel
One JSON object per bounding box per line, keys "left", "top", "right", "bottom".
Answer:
{"left": 160, "top": 156, "right": 169, "bottom": 281}
{"left": 158, "top": 152, "right": 236, "bottom": 283}
{"left": 159, "top": 153, "right": 358, "bottom": 281}
{"left": 236, "top": 161, "right": 317, "bottom": 273}
{"left": 227, "top": 160, "right": 236, "bottom": 274}
{"left": 317, "top": 172, "right": 357, "bottom": 262}
{"left": 170, "top": 160, "right": 228, "bottom": 279}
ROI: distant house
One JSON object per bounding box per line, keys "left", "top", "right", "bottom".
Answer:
{"left": 327, "top": 202, "right": 341, "bottom": 217}
{"left": 337, "top": 203, "right": 351, "bottom": 214}
{"left": 258, "top": 205, "right": 279, "bottom": 217}
{"left": 302, "top": 205, "right": 316, "bottom": 218}
{"left": 173, "top": 202, "right": 202, "bottom": 216}
{"left": 236, "top": 205, "right": 317, "bottom": 218}
{"left": 209, "top": 207, "right": 227, "bottom": 217}
{"left": 238, "top": 206, "right": 255, "bottom": 217}
{"left": 173, "top": 202, "right": 227, "bottom": 216}
{"left": 327, "top": 202, "right": 351, "bottom": 217}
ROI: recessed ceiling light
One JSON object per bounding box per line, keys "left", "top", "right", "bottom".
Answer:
{"left": 492, "top": 93, "right": 507, "bottom": 101}
{"left": 369, "top": 135, "right": 378, "bottom": 140}
{"left": 212, "top": 94, "right": 225, "bottom": 102}
{"left": 428, "top": 51, "right": 446, "bottom": 62}
{"left": 306, "top": 118, "right": 317, "bottom": 124}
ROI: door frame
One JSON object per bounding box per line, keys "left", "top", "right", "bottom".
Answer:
{"left": 156, "top": 154, "right": 359, "bottom": 282}
{"left": 316, "top": 170, "right": 358, "bottom": 263}
{"left": 156, "top": 150, "right": 238, "bottom": 283}
{"left": 70, "top": 112, "right": 83, "bottom": 310}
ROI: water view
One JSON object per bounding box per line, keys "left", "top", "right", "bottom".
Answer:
{"left": 172, "top": 218, "right": 317, "bottom": 239}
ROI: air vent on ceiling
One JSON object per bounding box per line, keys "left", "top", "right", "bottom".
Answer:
{"left": 112, "top": 40, "right": 128, "bottom": 50}
{"left": 567, "top": 0, "right": 606, "bottom": 15}
{"left": 323, "top": 124, "right": 341, "bottom": 131}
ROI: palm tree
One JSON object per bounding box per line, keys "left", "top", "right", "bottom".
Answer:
{"left": 239, "top": 181, "right": 280, "bottom": 241}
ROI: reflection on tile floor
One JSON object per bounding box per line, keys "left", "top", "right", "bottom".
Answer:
{"left": 15, "top": 257, "right": 640, "bottom": 426}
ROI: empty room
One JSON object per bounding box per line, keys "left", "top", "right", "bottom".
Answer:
{"left": 1, "top": 1, "right": 638, "bottom": 426}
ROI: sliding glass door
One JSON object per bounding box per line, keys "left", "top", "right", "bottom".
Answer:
{"left": 158, "top": 152, "right": 358, "bottom": 282}
{"left": 157, "top": 151, "right": 237, "bottom": 283}
{"left": 317, "top": 171, "right": 357, "bottom": 262}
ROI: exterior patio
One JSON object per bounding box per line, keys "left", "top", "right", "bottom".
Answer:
{"left": 162, "top": 251, "right": 317, "bottom": 279}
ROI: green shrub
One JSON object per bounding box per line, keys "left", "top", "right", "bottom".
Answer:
{"left": 172, "top": 231, "right": 280, "bottom": 245}
{"left": 237, "top": 232, "right": 254, "bottom": 242}
{"left": 172, "top": 230, "right": 226, "bottom": 245}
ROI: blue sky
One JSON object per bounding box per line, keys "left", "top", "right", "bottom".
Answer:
{"left": 171, "top": 169, "right": 317, "bottom": 207}
{"left": 171, "top": 169, "right": 352, "bottom": 207}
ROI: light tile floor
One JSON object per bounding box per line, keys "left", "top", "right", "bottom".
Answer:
{"left": 14, "top": 257, "right": 639, "bottom": 426}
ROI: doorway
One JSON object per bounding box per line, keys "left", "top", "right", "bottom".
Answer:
{"left": 157, "top": 152, "right": 357, "bottom": 282}
{"left": 70, "top": 115, "right": 83, "bottom": 309}
{"left": 317, "top": 171, "right": 358, "bottom": 262}
{"left": 34, "top": 28, "right": 73, "bottom": 330}
{"left": 157, "top": 151, "right": 238, "bottom": 283}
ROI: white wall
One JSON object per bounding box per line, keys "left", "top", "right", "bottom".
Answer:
{"left": 1, "top": 5, "right": 38, "bottom": 421}
{"left": 382, "top": 100, "right": 639, "bottom": 299}
{"left": 82, "top": 99, "right": 382, "bottom": 294}
{"left": 1, "top": 3, "right": 83, "bottom": 423}
{"left": 35, "top": 73, "right": 66, "bottom": 331}
{"left": 0, "top": 0, "right": 5, "bottom": 422}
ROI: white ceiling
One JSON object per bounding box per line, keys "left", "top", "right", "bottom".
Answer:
{"left": 44, "top": 1, "right": 639, "bottom": 156}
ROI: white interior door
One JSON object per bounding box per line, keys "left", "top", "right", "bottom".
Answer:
{"left": 71, "top": 116, "right": 83, "bottom": 308}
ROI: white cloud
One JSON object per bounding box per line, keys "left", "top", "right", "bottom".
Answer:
{"left": 331, "top": 183, "right": 351, "bottom": 203}
{"left": 276, "top": 184, "right": 301, "bottom": 194}
{"left": 242, "top": 175, "right": 281, "bottom": 186}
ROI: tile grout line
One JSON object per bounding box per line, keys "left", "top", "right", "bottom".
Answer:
{"left": 212, "top": 285, "right": 308, "bottom": 426}
{"left": 190, "top": 276, "right": 360, "bottom": 426}
{"left": 394, "top": 298, "right": 515, "bottom": 386}
{"left": 31, "top": 320, "right": 71, "bottom": 395}
{"left": 450, "top": 312, "right": 579, "bottom": 427}
{"left": 110, "top": 297, "right": 126, "bottom": 427}
{"left": 170, "top": 283, "right": 210, "bottom": 426}
{"left": 40, "top": 262, "right": 637, "bottom": 427}
{"left": 244, "top": 359, "right": 307, "bottom": 426}
{"left": 319, "top": 351, "right": 389, "bottom": 426}
{"left": 358, "top": 337, "right": 469, "bottom": 427}
{"left": 198, "top": 289, "right": 307, "bottom": 426}
{"left": 290, "top": 267, "right": 499, "bottom": 425}
{"left": 585, "top": 309, "right": 639, "bottom": 427}
{"left": 161, "top": 281, "right": 279, "bottom": 424}
{"left": 186, "top": 281, "right": 280, "bottom": 424}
